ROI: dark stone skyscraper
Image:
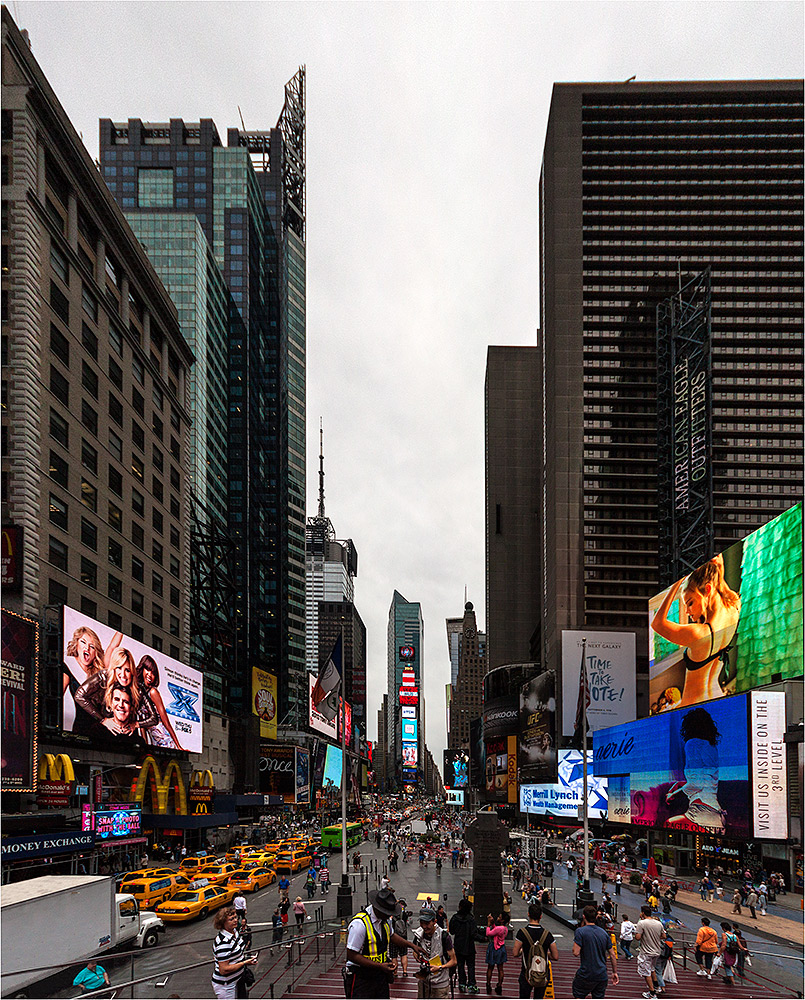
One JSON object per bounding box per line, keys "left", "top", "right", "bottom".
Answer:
{"left": 538, "top": 80, "right": 803, "bottom": 689}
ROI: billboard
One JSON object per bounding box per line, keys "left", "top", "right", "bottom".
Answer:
{"left": 401, "top": 705, "right": 416, "bottom": 719}
{"left": 443, "top": 749, "right": 469, "bottom": 789}
{"left": 484, "top": 736, "right": 509, "bottom": 802}
{"left": 402, "top": 743, "right": 418, "bottom": 767}
{"left": 593, "top": 694, "right": 756, "bottom": 838}
{"left": 401, "top": 718, "right": 418, "bottom": 743}
{"left": 323, "top": 744, "right": 343, "bottom": 789}
{"left": 519, "top": 671, "right": 557, "bottom": 783}
{"left": 258, "top": 744, "right": 296, "bottom": 799}
{"left": 1, "top": 609, "right": 38, "bottom": 791}
{"left": 309, "top": 674, "right": 337, "bottom": 738}
{"left": 520, "top": 749, "right": 608, "bottom": 819}
{"left": 252, "top": 668, "right": 278, "bottom": 740}
{"left": 399, "top": 685, "right": 419, "bottom": 705}
{"left": 1, "top": 525, "right": 23, "bottom": 592}
{"left": 62, "top": 606, "right": 203, "bottom": 753}
{"left": 445, "top": 789, "right": 465, "bottom": 806}
{"left": 296, "top": 748, "right": 310, "bottom": 805}
{"left": 561, "top": 631, "right": 636, "bottom": 736}
{"left": 82, "top": 803, "right": 142, "bottom": 841}
{"left": 749, "top": 691, "right": 787, "bottom": 840}
{"left": 648, "top": 503, "right": 803, "bottom": 716}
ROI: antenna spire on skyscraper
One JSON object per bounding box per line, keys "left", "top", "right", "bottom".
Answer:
{"left": 318, "top": 417, "right": 326, "bottom": 519}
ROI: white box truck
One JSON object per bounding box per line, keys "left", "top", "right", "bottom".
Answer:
{"left": 1, "top": 875, "right": 164, "bottom": 998}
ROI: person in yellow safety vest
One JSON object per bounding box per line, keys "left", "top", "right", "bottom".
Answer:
{"left": 344, "top": 888, "right": 426, "bottom": 999}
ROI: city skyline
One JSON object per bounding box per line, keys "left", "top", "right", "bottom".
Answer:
{"left": 15, "top": 0, "right": 804, "bottom": 763}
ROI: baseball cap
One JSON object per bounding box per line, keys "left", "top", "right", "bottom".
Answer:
{"left": 419, "top": 905, "right": 437, "bottom": 922}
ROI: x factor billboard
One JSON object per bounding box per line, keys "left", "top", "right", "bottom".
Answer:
{"left": 648, "top": 502, "right": 802, "bottom": 717}
{"left": 594, "top": 691, "right": 787, "bottom": 840}
{"left": 62, "top": 606, "right": 203, "bottom": 753}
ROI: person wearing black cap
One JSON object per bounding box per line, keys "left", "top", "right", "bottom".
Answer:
{"left": 345, "top": 888, "right": 425, "bottom": 998}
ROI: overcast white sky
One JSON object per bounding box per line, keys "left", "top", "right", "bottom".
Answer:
{"left": 17, "top": 0, "right": 803, "bottom": 766}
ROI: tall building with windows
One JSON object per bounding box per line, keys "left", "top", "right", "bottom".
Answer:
{"left": 538, "top": 80, "right": 804, "bottom": 687}
{"left": 99, "top": 73, "right": 307, "bottom": 760}
{"left": 447, "top": 602, "right": 487, "bottom": 750}
{"left": 485, "top": 345, "right": 542, "bottom": 671}
{"left": 386, "top": 590, "right": 424, "bottom": 790}
{"left": 1, "top": 5, "right": 193, "bottom": 771}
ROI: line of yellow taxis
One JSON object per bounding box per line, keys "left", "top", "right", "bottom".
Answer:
{"left": 118, "top": 836, "right": 318, "bottom": 924}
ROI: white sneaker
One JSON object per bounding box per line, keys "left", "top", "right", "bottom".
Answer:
{"left": 697, "top": 970, "right": 708, "bottom": 976}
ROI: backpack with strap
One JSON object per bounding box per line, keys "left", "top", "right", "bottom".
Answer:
{"left": 521, "top": 927, "right": 550, "bottom": 988}
{"left": 725, "top": 932, "right": 739, "bottom": 955}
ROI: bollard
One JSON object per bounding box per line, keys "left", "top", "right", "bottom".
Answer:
{"left": 270, "top": 985, "right": 275, "bottom": 999}
{"left": 316, "top": 936, "right": 320, "bottom": 961}
{"left": 682, "top": 943, "right": 687, "bottom": 969}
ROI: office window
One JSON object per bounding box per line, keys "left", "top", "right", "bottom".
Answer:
{"left": 170, "top": 525, "right": 180, "bottom": 549}
{"left": 81, "top": 517, "right": 97, "bottom": 551}
{"left": 153, "top": 540, "right": 163, "bottom": 565}
{"left": 50, "top": 242, "right": 69, "bottom": 283}
{"left": 170, "top": 466, "right": 180, "bottom": 489}
{"left": 109, "top": 392, "right": 123, "bottom": 427}
{"left": 48, "top": 535, "right": 68, "bottom": 571}
{"left": 152, "top": 509, "right": 163, "bottom": 534}
{"left": 81, "top": 361, "right": 98, "bottom": 400}
{"left": 82, "top": 323, "right": 98, "bottom": 360}
{"left": 49, "top": 579, "right": 68, "bottom": 605}
{"left": 80, "top": 557, "right": 97, "bottom": 589}
{"left": 109, "top": 429, "right": 123, "bottom": 463}
{"left": 132, "top": 489, "right": 144, "bottom": 517}
{"left": 50, "top": 365, "right": 69, "bottom": 405}
{"left": 131, "top": 555, "right": 144, "bottom": 582}
{"left": 131, "top": 624, "right": 144, "bottom": 642}
{"left": 169, "top": 554, "right": 180, "bottom": 578}
{"left": 138, "top": 168, "right": 174, "bottom": 208}
{"left": 49, "top": 409, "right": 69, "bottom": 448}
{"left": 152, "top": 635, "right": 163, "bottom": 652}
{"left": 81, "top": 285, "right": 98, "bottom": 323}
{"left": 170, "top": 585, "right": 180, "bottom": 608}
{"left": 132, "top": 420, "right": 145, "bottom": 453}
{"left": 49, "top": 450, "right": 69, "bottom": 487}
{"left": 109, "top": 324, "right": 123, "bottom": 357}
{"left": 152, "top": 571, "right": 163, "bottom": 597}
{"left": 49, "top": 494, "right": 68, "bottom": 530}
{"left": 132, "top": 590, "right": 144, "bottom": 616}
{"left": 152, "top": 413, "right": 163, "bottom": 439}
{"left": 108, "top": 537, "right": 123, "bottom": 568}
{"left": 132, "top": 388, "right": 144, "bottom": 416}
{"left": 132, "top": 355, "right": 145, "bottom": 386}
{"left": 152, "top": 604, "right": 163, "bottom": 628}
{"left": 170, "top": 436, "right": 180, "bottom": 461}
{"left": 50, "top": 281, "right": 69, "bottom": 325}
{"left": 50, "top": 324, "right": 70, "bottom": 366}
{"left": 169, "top": 615, "right": 180, "bottom": 637}
{"left": 153, "top": 383, "right": 163, "bottom": 411}
{"left": 132, "top": 522, "right": 144, "bottom": 549}
{"left": 108, "top": 465, "right": 123, "bottom": 497}
{"left": 152, "top": 477, "right": 163, "bottom": 503}
{"left": 108, "top": 574, "right": 123, "bottom": 604}
{"left": 81, "top": 399, "right": 98, "bottom": 436}
{"left": 108, "top": 500, "right": 122, "bottom": 532}
{"left": 153, "top": 446, "right": 163, "bottom": 472}
{"left": 170, "top": 495, "right": 180, "bottom": 518}
{"left": 108, "top": 357, "right": 123, "bottom": 390}
{"left": 80, "top": 596, "right": 97, "bottom": 618}
{"left": 170, "top": 644, "right": 180, "bottom": 660}
{"left": 80, "top": 439, "right": 98, "bottom": 475}
{"left": 131, "top": 455, "right": 144, "bottom": 482}
{"left": 81, "top": 479, "right": 98, "bottom": 512}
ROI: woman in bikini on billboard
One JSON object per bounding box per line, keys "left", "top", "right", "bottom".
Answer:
{"left": 651, "top": 554, "right": 740, "bottom": 708}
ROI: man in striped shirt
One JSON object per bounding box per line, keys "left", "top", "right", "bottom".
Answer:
{"left": 319, "top": 864, "right": 330, "bottom": 892}
{"left": 211, "top": 907, "right": 257, "bottom": 999}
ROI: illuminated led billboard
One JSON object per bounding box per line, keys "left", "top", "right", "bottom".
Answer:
{"left": 648, "top": 503, "right": 802, "bottom": 716}
{"left": 520, "top": 750, "right": 608, "bottom": 819}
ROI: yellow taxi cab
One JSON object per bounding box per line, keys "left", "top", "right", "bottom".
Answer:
{"left": 224, "top": 845, "right": 255, "bottom": 864}
{"left": 196, "top": 862, "right": 238, "bottom": 885}
{"left": 227, "top": 866, "right": 276, "bottom": 893}
{"left": 273, "top": 850, "right": 312, "bottom": 874}
{"left": 244, "top": 850, "right": 275, "bottom": 866}
{"left": 178, "top": 855, "right": 221, "bottom": 876}
{"left": 120, "top": 867, "right": 177, "bottom": 884}
{"left": 155, "top": 882, "right": 234, "bottom": 922}
{"left": 121, "top": 873, "right": 194, "bottom": 908}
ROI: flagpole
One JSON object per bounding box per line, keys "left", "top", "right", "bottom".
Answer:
{"left": 581, "top": 637, "right": 590, "bottom": 894}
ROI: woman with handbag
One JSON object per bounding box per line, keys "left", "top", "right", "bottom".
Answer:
{"left": 211, "top": 907, "right": 257, "bottom": 999}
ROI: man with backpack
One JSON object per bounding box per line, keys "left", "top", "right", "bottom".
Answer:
{"left": 449, "top": 898, "right": 483, "bottom": 994}
{"left": 413, "top": 904, "right": 457, "bottom": 999}
{"left": 512, "top": 902, "right": 559, "bottom": 999}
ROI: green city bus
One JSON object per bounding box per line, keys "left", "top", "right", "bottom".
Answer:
{"left": 321, "top": 822, "right": 363, "bottom": 850}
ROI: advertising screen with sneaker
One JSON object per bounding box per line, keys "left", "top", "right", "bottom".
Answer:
{"left": 593, "top": 693, "right": 751, "bottom": 837}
